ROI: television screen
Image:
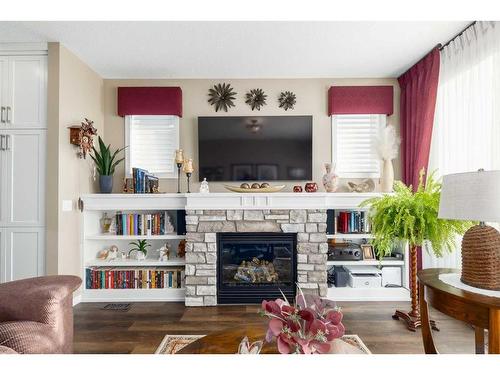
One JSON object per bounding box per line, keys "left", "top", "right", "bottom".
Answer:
{"left": 198, "top": 116, "right": 312, "bottom": 182}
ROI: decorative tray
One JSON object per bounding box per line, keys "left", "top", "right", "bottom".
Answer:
{"left": 224, "top": 184, "right": 286, "bottom": 193}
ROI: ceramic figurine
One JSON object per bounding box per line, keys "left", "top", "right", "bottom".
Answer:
{"left": 165, "top": 214, "right": 175, "bottom": 233}
{"left": 106, "top": 245, "right": 119, "bottom": 260}
{"left": 304, "top": 182, "right": 318, "bottom": 193}
{"left": 157, "top": 243, "right": 171, "bottom": 262}
{"left": 120, "top": 251, "right": 127, "bottom": 260}
{"left": 97, "top": 249, "right": 108, "bottom": 260}
{"left": 293, "top": 185, "right": 303, "bottom": 192}
{"left": 237, "top": 336, "right": 263, "bottom": 354}
{"left": 347, "top": 179, "right": 375, "bottom": 193}
{"left": 322, "top": 163, "right": 339, "bottom": 192}
{"left": 199, "top": 178, "right": 210, "bottom": 193}
{"left": 177, "top": 240, "right": 186, "bottom": 258}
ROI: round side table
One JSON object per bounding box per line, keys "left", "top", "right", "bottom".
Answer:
{"left": 418, "top": 268, "right": 500, "bottom": 354}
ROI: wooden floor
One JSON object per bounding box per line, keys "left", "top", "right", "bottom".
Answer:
{"left": 73, "top": 301, "right": 475, "bottom": 354}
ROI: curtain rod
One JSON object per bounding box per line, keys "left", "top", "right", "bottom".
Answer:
{"left": 439, "top": 21, "right": 477, "bottom": 50}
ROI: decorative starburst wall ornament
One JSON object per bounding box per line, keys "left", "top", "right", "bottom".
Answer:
{"left": 208, "top": 83, "right": 237, "bottom": 112}
{"left": 245, "top": 88, "right": 267, "bottom": 111}
{"left": 278, "top": 91, "right": 296, "bottom": 111}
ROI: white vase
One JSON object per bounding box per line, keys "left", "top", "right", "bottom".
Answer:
{"left": 381, "top": 159, "right": 394, "bottom": 192}
{"left": 322, "top": 163, "right": 339, "bottom": 192}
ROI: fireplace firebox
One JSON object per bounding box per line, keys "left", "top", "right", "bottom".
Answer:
{"left": 217, "top": 232, "right": 297, "bottom": 304}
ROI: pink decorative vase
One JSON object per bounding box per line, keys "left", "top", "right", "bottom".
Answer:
{"left": 322, "top": 163, "right": 338, "bottom": 192}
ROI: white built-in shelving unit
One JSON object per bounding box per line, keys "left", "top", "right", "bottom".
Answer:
{"left": 325, "top": 197, "right": 410, "bottom": 302}
{"left": 80, "top": 192, "right": 410, "bottom": 303}
{"left": 80, "top": 194, "right": 187, "bottom": 302}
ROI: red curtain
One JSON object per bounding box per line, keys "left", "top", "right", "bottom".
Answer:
{"left": 398, "top": 48, "right": 440, "bottom": 191}
{"left": 328, "top": 86, "right": 393, "bottom": 115}
{"left": 398, "top": 47, "right": 440, "bottom": 271}
{"left": 117, "top": 87, "right": 183, "bottom": 117}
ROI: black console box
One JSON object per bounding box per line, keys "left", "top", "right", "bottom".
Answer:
{"left": 328, "top": 243, "right": 362, "bottom": 261}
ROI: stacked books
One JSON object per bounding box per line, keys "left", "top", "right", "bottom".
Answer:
{"left": 115, "top": 212, "right": 174, "bottom": 235}
{"left": 132, "top": 168, "right": 159, "bottom": 193}
{"left": 85, "top": 267, "right": 185, "bottom": 289}
{"left": 335, "top": 211, "right": 371, "bottom": 234}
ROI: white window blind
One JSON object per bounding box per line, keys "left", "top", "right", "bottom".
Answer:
{"left": 125, "top": 115, "right": 179, "bottom": 178}
{"left": 331, "top": 114, "right": 385, "bottom": 178}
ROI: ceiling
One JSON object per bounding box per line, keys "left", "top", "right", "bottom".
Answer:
{"left": 0, "top": 21, "right": 469, "bottom": 79}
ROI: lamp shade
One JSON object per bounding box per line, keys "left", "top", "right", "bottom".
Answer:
{"left": 439, "top": 170, "right": 500, "bottom": 222}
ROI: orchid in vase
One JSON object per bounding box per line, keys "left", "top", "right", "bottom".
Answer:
{"left": 260, "top": 292, "right": 345, "bottom": 354}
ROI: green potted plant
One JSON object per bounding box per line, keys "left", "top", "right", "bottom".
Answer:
{"left": 361, "top": 169, "right": 472, "bottom": 331}
{"left": 128, "top": 240, "right": 150, "bottom": 261}
{"left": 90, "top": 136, "right": 125, "bottom": 193}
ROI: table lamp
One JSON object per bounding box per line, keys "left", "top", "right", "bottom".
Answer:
{"left": 438, "top": 169, "right": 500, "bottom": 290}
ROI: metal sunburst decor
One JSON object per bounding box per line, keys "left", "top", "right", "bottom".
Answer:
{"left": 245, "top": 88, "right": 267, "bottom": 111}
{"left": 278, "top": 91, "right": 297, "bottom": 111}
{"left": 208, "top": 83, "right": 237, "bottom": 112}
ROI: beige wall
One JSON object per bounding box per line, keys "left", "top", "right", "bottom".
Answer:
{"left": 46, "top": 43, "right": 104, "bottom": 278}
{"left": 103, "top": 78, "right": 400, "bottom": 193}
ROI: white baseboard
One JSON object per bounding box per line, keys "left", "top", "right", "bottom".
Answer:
{"left": 73, "top": 294, "right": 82, "bottom": 306}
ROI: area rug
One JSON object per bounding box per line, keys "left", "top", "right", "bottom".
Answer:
{"left": 155, "top": 334, "right": 371, "bottom": 354}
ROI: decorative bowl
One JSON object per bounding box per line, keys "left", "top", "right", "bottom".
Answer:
{"left": 224, "top": 184, "right": 286, "bottom": 193}
{"left": 304, "top": 182, "right": 318, "bottom": 193}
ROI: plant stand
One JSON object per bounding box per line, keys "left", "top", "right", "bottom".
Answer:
{"left": 392, "top": 245, "right": 440, "bottom": 332}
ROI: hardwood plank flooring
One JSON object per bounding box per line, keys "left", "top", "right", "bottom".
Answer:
{"left": 73, "top": 302, "right": 475, "bottom": 354}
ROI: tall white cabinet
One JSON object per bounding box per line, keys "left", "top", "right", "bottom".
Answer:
{"left": 0, "top": 46, "right": 47, "bottom": 282}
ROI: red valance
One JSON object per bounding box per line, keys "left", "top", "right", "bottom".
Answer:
{"left": 117, "top": 87, "right": 183, "bottom": 117}
{"left": 328, "top": 86, "right": 394, "bottom": 116}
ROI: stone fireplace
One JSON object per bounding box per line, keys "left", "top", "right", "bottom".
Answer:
{"left": 184, "top": 209, "right": 328, "bottom": 306}
{"left": 217, "top": 232, "right": 297, "bottom": 304}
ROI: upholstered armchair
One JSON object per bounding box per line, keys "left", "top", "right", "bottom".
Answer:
{"left": 0, "top": 275, "right": 81, "bottom": 354}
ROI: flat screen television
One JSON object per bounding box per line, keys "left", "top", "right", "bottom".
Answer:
{"left": 198, "top": 116, "right": 312, "bottom": 182}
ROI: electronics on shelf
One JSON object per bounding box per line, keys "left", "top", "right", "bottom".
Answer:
{"left": 328, "top": 242, "right": 362, "bottom": 261}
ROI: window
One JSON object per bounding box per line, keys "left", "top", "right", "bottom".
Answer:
{"left": 331, "top": 114, "right": 385, "bottom": 178}
{"left": 125, "top": 115, "right": 180, "bottom": 178}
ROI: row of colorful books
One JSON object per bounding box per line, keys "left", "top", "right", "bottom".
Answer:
{"left": 335, "top": 211, "right": 371, "bottom": 234}
{"left": 132, "top": 167, "right": 159, "bottom": 194}
{"left": 85, "top": 267, "right": 185, "bottom": 289}
{"left": 115, "top": 211, "right": 174, "bottom": 236}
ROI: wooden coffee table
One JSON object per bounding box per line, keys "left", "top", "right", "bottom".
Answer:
{"left": 177, "top": 323, "right": 277, "bottom": 354}
{"left": 418, "top": 268, "right": 500, "bottom": 354}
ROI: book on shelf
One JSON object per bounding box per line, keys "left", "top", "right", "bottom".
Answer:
{"left": 132, "top": 167, "right": 159, "bottom": 194}
{"left": 335, "top": 211, "right": 371, "bottom": 234}
{"left": 85, "top": 267, "right": 185, "bottom": 290}
{"left": 115, "top": 211, "right": 174, "bottom": 236}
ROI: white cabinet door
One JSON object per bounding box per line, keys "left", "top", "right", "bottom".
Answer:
{"left": 6, "top": 56, "right": 47, "bottom": 129}
{"left": 0, "top": 228, "right": 5, "bottom": 282}
{"left": 0, "top": 133, "right": 7, "bottom": 226}
{"left": 4, "top": 227, "right": 44, "bottom": 281}
{"left": 0, "top": 57, "right": 8, "bottom": 126}
{"left": 2, "top": 130, "right": 46, "bottom": 226}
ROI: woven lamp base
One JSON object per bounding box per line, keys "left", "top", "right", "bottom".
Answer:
{"left": 461, "top": 224, "right": 500, "bottom": 291}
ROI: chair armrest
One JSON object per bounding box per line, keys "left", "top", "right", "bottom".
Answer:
{"left": 0, "top": 276, "right": 81, "bottom": 325}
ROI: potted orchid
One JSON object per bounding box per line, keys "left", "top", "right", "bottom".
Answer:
{"left": 260, "top": 292, "right": 345, "bottom": 354}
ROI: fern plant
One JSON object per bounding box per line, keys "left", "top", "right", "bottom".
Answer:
{"left": 361, "top": 169, "right": 472, "bottom": 258}
{"left": 90, "top": 136, "right": 125, "bottom": 176}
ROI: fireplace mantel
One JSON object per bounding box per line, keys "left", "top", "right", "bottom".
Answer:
{"left": 184, "top": 192, "right": 382, "bottom": 210}
{"left": 80, "top": 192, "right": 383, "bottom": 211}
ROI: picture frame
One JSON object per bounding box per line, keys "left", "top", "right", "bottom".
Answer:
{"left": 361, "top": 244, "right": 375, "bottom": 260}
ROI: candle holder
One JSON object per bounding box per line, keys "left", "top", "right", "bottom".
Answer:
{"left": 186, "top": 172, "right": 192, "bottom": 193}
{"left": 176, "top": 162, "right": 183, "bottom": 193}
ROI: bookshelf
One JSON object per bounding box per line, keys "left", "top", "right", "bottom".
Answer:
{"left": 326, "top": 204, "right": 410, "bottom": 302}
{"left": 80, "top": 194, "right": 187, "bottom": 302}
